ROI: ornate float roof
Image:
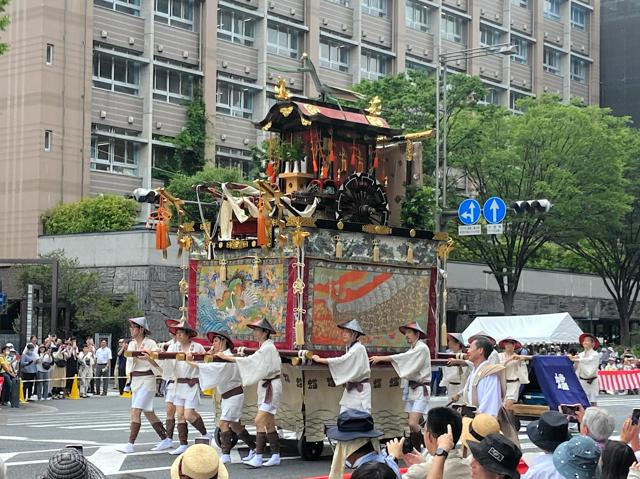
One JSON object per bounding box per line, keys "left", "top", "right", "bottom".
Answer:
{"left": 256, "top": 99, "right": 402, "bottom": 137}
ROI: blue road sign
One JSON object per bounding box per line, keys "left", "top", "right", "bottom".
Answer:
{"left": 483, "top": 196, "right": 507, "bottom": 224}
{"left": 458, "top": 198, "right": 481, "bottom": 225}
{"left": 0, "top": 292, "right": 5, "bottom": 307}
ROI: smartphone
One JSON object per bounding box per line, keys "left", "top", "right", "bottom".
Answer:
{"left": 560, "top": 404, "right": 578, "bottom": 416}
{"left": 65, "top": 445, "right": 84, "bottom": 454}
{"left": 402, "top": 437, "right": 415, "bottom": 455}
{"left": 462, "top": 405, "right": 477, "bottom": 418}
{"left": 451, "top": 403, "right": 464, "bottom": 412}
{"left": 632, "top": 409, "right": 640, "bottom": 425}
{"left": 194, "top": 436, "right": 211, "bottom": 445}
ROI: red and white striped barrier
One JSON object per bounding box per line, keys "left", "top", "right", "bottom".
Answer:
{"left": 598, "top": 369, "right": 640, "bottom": 391}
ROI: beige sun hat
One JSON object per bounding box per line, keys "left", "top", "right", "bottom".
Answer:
{"left": 170, "top": 444, "right": 228, "bottom": 479}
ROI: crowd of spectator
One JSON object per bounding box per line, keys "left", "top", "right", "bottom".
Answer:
{"left": 0, "top": 334, "right": 132, "bottom": 407}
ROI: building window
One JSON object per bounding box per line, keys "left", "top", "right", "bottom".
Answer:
{"left": 153, "top": 67, "right": 195, "bottom": 104}
{"left": 216, "top": 147, "right": 253, "bottom": 177}
{"left": 405, "top": 1, "right": 430, "bottom": 32}
{"left": 94, "top": 0, "right": 141, "bottom": 16}
{"left": 46, "top": 44, "right": 54, "bottom": 65}
{"left": 44, "top": 130, "right": 52, "bottom": 152}
{"left": 511, "top": 37, "right": 529, "bottom": 65}
{"left": 406, "top": 60, "right": 429, "bottom": 72}
{"left": 327, "top": 0, "right": 350, "bottom": 5}
{"left": 510, "top": 92, "right": 527, "bottom": 112}
{"left": 217, "top": 8, "right": 255, "bottom": 46}
{"left": 571, "top": 57, "right": 586, "bottom": 83}
{"left": 441, "top": 13, "right": 464, "bottom": 44}
{"left": 543, "top": 47, "right": 561, "bottom": 75}
{"left": 92, "top": 51, "right": 140, "bottom": 95}
{"left": 361, "top": 50, "right": 389, "bottom": 81}
{"left": 362, "top": 0, "right": 388, "bottom": 17}
{"left": 320, "top": 39, "right": 349, "bottom": 72}
{"left": 483, "top": 88, "right": 500, "bottom": 105}
{"left": 571, "top": 5, "right": 586, "bottom": 31}
{"left": 267, "top": 22, "right": 300, "bottom": 59}
{"left": 480, "top": 26, "right": 501, "bottom": 47}
{"left": 544, "top": 0, "right": 561, "bottom": 21}
{"left": 91, "top": 127, "right": 139, "bottom": 176}
{"left": 216, "top": 81, "right": 253, "bottom": 119}
{"left": 512, "top": 0, "right": 527, "bottom": 7}
{"left": 155, "top": 0, "right": 194, "bottom": 31}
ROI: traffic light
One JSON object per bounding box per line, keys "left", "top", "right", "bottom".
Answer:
{"left": 510, "top": 199, "right": 552, "bottom": 214}
{"left": 130, "top": 188, "right": 158, "bottom": 203}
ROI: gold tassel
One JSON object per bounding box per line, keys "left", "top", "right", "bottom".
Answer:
{"left": 219, "top": 259, "right": 227, "bottom": 282}
{"left": 406, "top": 244, "right": 414, "bottom": 263}
{"left": 252, "top": 256, "right": 261, "bottom": 281}
{"left": 440, "top": 321, "right": 448, "bottom": 348}
{"left": 372, "top": 240, "right": 380, "bottom": 262}
{"left": 334, "top": 235, "right": 343, "bottom": 259}
{"left": 295, "top": 318, "right": 305, "bottom": 347}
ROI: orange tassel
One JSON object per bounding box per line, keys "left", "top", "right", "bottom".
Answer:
{"left": 155, "top": 197, "right": 171, "bottom": 252}
{"left": 257, "top": 198, "right": 267, "bottom": 246}
{"left": 266, "top": 161, "right": 274, "bottom": 178}
{"left": 321, "top": 164, "right": 329, "bottom": 179}
{"left": 373, "top": 149, "right": 379, "bottom": 169}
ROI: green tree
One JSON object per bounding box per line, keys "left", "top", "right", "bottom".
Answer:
{"left": 172, "top": 90, "right": 209, "bottom": 175}
{"left": 401, "top": 185, "right": 436, "bottom": 231}
{"left": 561, "top": 127, "right": 640, "bottom": 345}
{"left": 451, "top": 96, "right": 631, "bottom": 315}
{"left": 0, "top": 0, "right": 10, "bottom": 55}
{"left": 42, "top": 195, "right": 138, "bottom": 235}
{"left": 165, "top": 166, "right": 246, "bottom": 224}
{"left": 16, "top": 251, "right": 141, "bottom": 338}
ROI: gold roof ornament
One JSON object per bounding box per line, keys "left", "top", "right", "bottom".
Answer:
{"left": 366, "top": 95, "right": 382, "bottom": 116}
{"left": 274, "top": 77, "right": 291, "bottom": 101}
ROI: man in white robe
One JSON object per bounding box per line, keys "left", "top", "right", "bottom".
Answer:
{"left": 312, "top": 319, "right": 371, "bottom": 414}
{"left": 370, "top": 321, "right": 431, "bottom": 451}
{"left": 117, "top": 317, "right": 169, "bottom": 454}
{"left": 458, "top": 337, "right": 505, "bottom": 417}
{"left": 441, "top": 333, "right": 471, "bottom": 402}
{"left": 571, "top": 333, "right": 600, "bottom": 406}
{"left": 164, "top": 320, "right": 209, "bottom": 456}
{"left": 215, "top": 318, "right": 282, "bottom": 468}
{"left": 153, "top": 320, "right": 179, "bottom": 452}
{"left": 195, "top": 330, "right": 256, "bottom": 464}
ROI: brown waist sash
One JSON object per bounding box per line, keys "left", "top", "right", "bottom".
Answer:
{"left": 221, "top": 385, "right": 244, "bottom": 399}
{"left": 262, "top": 375, "right": 281, "bottom": 405}
{"left": 345, "top": 378, "right": 370, "bottom": 393}
{"left": 176, "top": 377, "right": 199, "bottom": 387}
{"left": 130, "top": 370, "right": 154, "bottom": 377}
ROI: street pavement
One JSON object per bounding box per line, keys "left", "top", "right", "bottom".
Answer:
{"left": 1, "top": 392, "right": 639, "bottom": 478}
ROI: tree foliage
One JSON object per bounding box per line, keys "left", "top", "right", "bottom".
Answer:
{"left": 401, "top": 185, "right": 436, "bottom": 231}
{"left": 561, "top": 127, "right": 640, "bottom": 344}
{"left": 451, "top": 96, "right": 631, "bottom": 314}
{"left": 42, "top": 195, "right": 138, "bottom": 235}
{"left": 15, "top": 251, "right": 140, "bottom": 339}
{"left": 165, "top": 166, "right": 246, "bottom": 224}
{"left": 0, "top": 0, "right": 10, "bottom": 55}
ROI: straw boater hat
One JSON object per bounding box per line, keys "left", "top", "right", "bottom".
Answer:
{"left": 39, "top": 447, "right": 105, "bottom": 479}
{"left": 337, "top": 319, "right": 366, "bottom": 336}
{"left": 460, "top": 414, "right": 501, "bottom": 449}
{"left": 468, "top": 331, "right": 497, "bottom": 346}
{"left": 164, "top": 319, "right": 180, "bottom": 330}
{"left": 578, "top": 333, "right": 600, "bottom": 350}
{"left": 128, "top": 317, "right": 151, "bottom": 334}
{"left": 206, "top": 330, "right": 235, "bottom": 350}
{"left": 447, "top": 332, "right": 466, "bottom": 347}
{"left": 168, "top": 319, "right": 198, "bottom": 338}
{"left": 170, "top": 444, "right": 228, "bottom": 479}
{"left": 398, "top": 322, "right": 427, "bottom": 340}
{"left": 247, "top": 318, "right": 276, "bottom": 334}
{"left": 498, "top": 336, "right": 523, "bottom": 350}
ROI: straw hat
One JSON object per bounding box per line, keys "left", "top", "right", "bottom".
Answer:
{"left": 578, "top": 333, "right": 600, "bottom": 350}
{"left": 247, "top": 318, "right": 276, "bottom": 334}
{"left": 170, "top": 444, "right": 228, "bottom": 479}
{"left": 460, "top": 414, "right": 501, "bottom": 448}
{"left": 398, "top": 322, "right": 427, "bottom": 340}
{"left": 468, "top": 331, "right": 496, "bottom": 346}
{"left": 337, "top": 319, "right": 366, "bottom": 336}
{"left": 168, "top": 320, "right": 198, "bottom": 338}
{"left": 206, "top": 330, "right": 235, "bottom": 350}
{"left": 128, "top": 317, "right": 151, "bottom": 334}
{"left": 498, "top": 336, "right": 523, "bottom": 350}
{"left": 447, "top": 332, "right": 466, "bottom": 347}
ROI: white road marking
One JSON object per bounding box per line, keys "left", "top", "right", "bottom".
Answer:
{"left": 87, "top": 446, "right": 127, "bottom": 475}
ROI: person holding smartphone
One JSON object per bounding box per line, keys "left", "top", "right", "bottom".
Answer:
{"left": 36, "top": 345, "right": 52, "bottom": 400}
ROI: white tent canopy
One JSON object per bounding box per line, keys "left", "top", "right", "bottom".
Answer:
{"left": 461, "top": 312, "right": 584, "bottom": 345}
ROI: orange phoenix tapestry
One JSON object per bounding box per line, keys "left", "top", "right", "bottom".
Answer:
{"left": 310, "top": 265, "right": 430, "bottom": 351}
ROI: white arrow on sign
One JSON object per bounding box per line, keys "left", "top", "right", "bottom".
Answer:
{"left": 489, "top": 199, "right": 499, "bottom": 223}
{"left": 461, "top": 202, "right": 476, "bottom": 222}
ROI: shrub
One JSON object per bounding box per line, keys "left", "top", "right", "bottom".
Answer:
{"left": 42, "top": 195, "right": 138, "bottom": 235}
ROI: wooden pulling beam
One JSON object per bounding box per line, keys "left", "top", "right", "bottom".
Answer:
{"left": 125, "top": 348, "right": 313, "bottom": 365}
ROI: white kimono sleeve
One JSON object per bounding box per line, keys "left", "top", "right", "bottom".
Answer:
{"left": 235, "top": 341, "right": 281, "bottom": 387}
{"left": 327, "top": 343, "right": 370, "bottom": 385}
{"left": 389, "top": 342, "right": 431, "bottom": 381}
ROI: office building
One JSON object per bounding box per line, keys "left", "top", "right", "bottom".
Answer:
{"left": 0, "top": 0, "right": 600, "bottom": 258}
